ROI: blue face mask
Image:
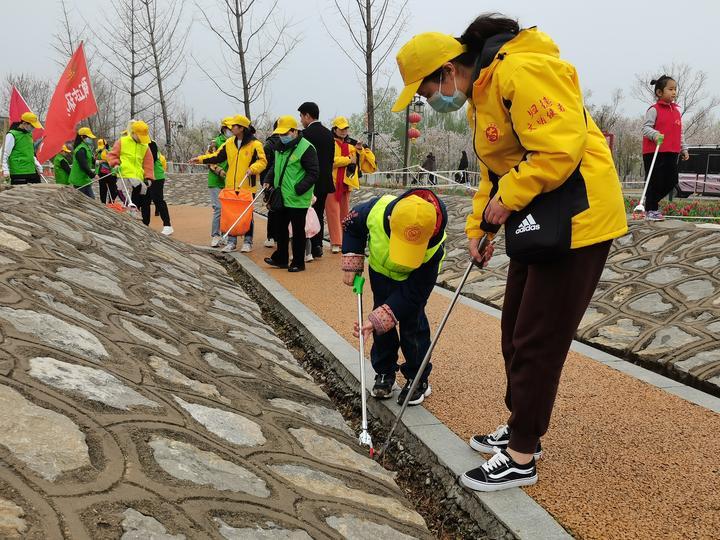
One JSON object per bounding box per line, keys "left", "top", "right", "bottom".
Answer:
{"left": 279, "top": 134, "right": 294, "bottom": 145}
{"left": 427, "top": 71, "right": 467, "bottom": 113}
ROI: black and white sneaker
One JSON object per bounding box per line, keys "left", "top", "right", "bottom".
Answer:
{"left": 470, "top": 424, "right": 543, "bottom": 459}
{"left": 396, "top": 379, "right": 431, "bottom": 406}
{"left": 460, "top": 449, "right": 537, "bottom": 492}
{"left": 371, "top": 374, "right": 396, "bottom": 399}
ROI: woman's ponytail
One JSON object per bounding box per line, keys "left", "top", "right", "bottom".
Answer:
{"left": 459, "top": 13, "right": 520, "bottom": 53}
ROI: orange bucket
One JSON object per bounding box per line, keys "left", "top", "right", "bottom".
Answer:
{"left": 219, "top": 189, "right": 254, "bottom": 235}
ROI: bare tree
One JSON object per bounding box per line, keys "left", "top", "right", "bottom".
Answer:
{"left": 195, "top": 0, "right": 300, "bottom": 119}
{"left": 633, "top": 63, "right": 720, "bottom": 143}
{"left": 52, "top": 0, "right": 84, "bottom": 64}
{"left": 136, "top": 0, "right": 189, "bottom": 157}
{"left": 586, "top": 88, "right": 624, "bottom": 133}
{"left": 323, "top": 0, "right": 408, "bottom": 147}
{"left": 1, "top": 74, "right": 53, "bottom": 120}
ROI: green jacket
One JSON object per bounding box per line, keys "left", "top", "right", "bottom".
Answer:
{"left": 208, "top": 133, "right": 228, "bottom": 188}
{"left": 53, "top": 153, "right": 71, "bottom": 185}
{"left": 273, "top": 136, "right": 318, "bottom": 209}
{"left": 69, "top": 141, "right": 95, "bottom": 186}
{"left": 7, "top": 129, "right": 37, "bottom": 175}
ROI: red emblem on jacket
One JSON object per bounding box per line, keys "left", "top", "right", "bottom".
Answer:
{"left": 485, "top": 123, "right": 499, "bottom": 143}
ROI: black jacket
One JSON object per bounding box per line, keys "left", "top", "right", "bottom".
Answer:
{"left": 301, "top": 121, "right": 335, "bottom": 195}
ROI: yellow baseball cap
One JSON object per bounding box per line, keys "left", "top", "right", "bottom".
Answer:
{"left": 62, "top": 145, "right": 71, "bottom": 153}
{"left": 21, "top": 112, "right": 43, "bottom": 129}
{"left": 391, "top": 32, "right": 467, "bottom": 112}
{"left": 232, "top": 114, "right": 251, "bottom": 128}
{"left": 388, "top": 195, "right": 438, "bottom": 269}
{"left": 130, "top": 120, "right": 151, "bottom": 144}
{"left": 97, "top": 138, "right": 106, "bottom": 149}
{"left": 78, "top": 126, "right": 96, "bottom": 138}
{"left": 221, "top": 116, "right": 235, "bottom": 128}
{"left": 273, "top": 115, "right": 298, "bottom": 135}
{"left": 332, "top": 116, "right": 350, "bottom": 130}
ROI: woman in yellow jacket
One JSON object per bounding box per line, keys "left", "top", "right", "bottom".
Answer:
{"left": 326, "top": 116, "right": 376, "bottom": 252}
{"left": 191, "top": 115, "right": 267, "bottom": 253}
{"left": 392, "top": 14, "right": 627, "bottom": 492}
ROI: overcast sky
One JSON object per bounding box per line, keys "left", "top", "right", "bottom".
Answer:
{"left": 5, "top": 0, "right": 720, "bottom": 127}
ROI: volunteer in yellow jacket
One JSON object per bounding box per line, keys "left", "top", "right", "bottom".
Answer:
{"left": 191, "top": 115, "right": 267, "bottom": 253}
{"left": 327, "top": 116, "right": 361, "bottom": 253}
{"left": 392, "top": 14, "right": 627, "bottom": 492}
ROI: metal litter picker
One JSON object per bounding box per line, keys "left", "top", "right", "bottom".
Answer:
{"left": 376, "top": 235, "right": 491, "bottom": 459}
{"left": 353, "top": 274, "right": 374, "bottom": 456}
{"left": 633, "top": 136, "right": 663, "bottom": 219}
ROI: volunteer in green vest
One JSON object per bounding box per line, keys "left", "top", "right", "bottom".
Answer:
{"left": 262, "top": 115, "right": 319, "bottom": 273}
{"left": 52, "top": 145, "right": 73, "bottom": 185}
{"left": 341, "top": 189, "right": 448, "bottom": 406}
{"left": 146, "top": 140, "right": 173, "bottom": 235}
{"left": 206, "top": 117, "right": 234, "bottom": 247}
{"left": 106, "top": 120, "right": 155, "bottom": 211}
{"left": 2, "top": 112, "right": 44, "bottom": 184}
{"left": 68, "top": 127, "right": 97, "bottom": 198}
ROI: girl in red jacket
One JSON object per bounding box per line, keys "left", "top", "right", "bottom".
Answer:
{"left": 641, "top": 75, "right": 689, "bottom": 221}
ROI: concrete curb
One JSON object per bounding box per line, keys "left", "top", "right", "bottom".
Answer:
{"left": 228, "top": 252, "right": 571, "bottom": 540}
{"left": 433, "top": 286, "right": 720, "bottom": 415}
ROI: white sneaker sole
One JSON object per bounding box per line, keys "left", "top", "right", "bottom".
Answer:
{"left": 460, "top": 472, "right": 538, "bottom": 492}
{"left": 469, "top": 438, "right": 543, "bottom": 459}
{"left": 401, "top": 385, "right": 432, "bottom": 406}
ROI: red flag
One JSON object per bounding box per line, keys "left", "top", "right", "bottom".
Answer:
{"left": 8, "top": 86, "right": 44, "bottom": 141}
{"left": 37, "top": 43, "right": 97, "bottom": 163}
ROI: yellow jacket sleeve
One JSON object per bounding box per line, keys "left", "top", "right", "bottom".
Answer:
{"left": 497, "top": 63, "right": 587, "bottom": 211}
{"left": 464, "top": 162, "right": 495, "bottom": 238}
{"left": 196, "top": 139, "right": 228, "bottom": 163}
{"left": 248, "top": 140, "right": 267, "bottom": 176}
{"left": 359, "top": 148, "right": 377, "bottom": 174}
{"left": 333, "top": 142, "right": 354, "bottom": 168}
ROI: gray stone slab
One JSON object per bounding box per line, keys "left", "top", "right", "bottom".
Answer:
{"left": 121, "top": 508, "right": 185, "bottom": 540}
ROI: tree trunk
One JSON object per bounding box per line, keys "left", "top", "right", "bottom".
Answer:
{"left": 235, "top": 0, "right": 251, "bottom": 118}
{"left": 143, "top": 0, "right": 170, "bottom": 155}
{"left": 130, "top": 0, "right": 136, "bottom": 118}
{"left": 364, "top": 0, "right": 374, "bottom": 148}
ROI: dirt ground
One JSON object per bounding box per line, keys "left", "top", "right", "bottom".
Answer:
{"left": 156, "top": 205, "right": 720, "bottom": 540}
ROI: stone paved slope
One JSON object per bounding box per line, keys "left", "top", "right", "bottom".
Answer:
{"left": 0, "top": 184, "right": 430, "bottom": 539}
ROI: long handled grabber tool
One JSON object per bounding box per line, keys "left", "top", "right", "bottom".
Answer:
{"left": 633, "top": 136, "right": 663, "bottom": 219}
{"left": 353, "top": 274, "right": 374, "bottom": 456}
{"left": 376, "top": 235, "right": 492, "bottom": 460}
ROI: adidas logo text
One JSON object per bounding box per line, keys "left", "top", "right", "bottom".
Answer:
{"left": 515, "top": 214, "right": 540, "bottom": 234}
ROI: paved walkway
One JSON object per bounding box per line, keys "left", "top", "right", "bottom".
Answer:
{"left": 159, "top": 204, "right": 720, "bottom": 540}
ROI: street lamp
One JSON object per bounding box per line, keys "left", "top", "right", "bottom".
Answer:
{"left": 403, "top": 95, "right": 425, "bottom": 179}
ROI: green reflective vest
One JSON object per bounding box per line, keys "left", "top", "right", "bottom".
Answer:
{"left": 7, "top": 129, "right": 36, "bottom": 175}
{"left": 154, "top": 154, "right": 166, "bottom": 181}
{"left": 208, "top": 133, "right": 228, "bottom": 188}
{"left": 367, "top": 195, "right": 445, "bottom": 281}
{"left": 273, "top": 137, "right": 315, "bottom": 209}
{"left": 53, "top": 153, "right": 71, "bottom": 185}
{"left": 118, "top": 135, "right": 148, "bottom": 180}
{"left": 69, "top": 141, "right": 95, "bottom": 186}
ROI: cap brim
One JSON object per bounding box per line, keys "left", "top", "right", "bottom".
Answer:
{"left": 391, "top": 79, "right": 422, "bottom": 113}
{"left": 388, "top": 234, "right": 425, "bottom": 269}
{"left": 137, "top": 134, "right": 150, "bottom": 144}
{"left": 30, "top": 120, "right": 42, "bottom": 129}
{"left": 335, "top": 122, "right": 349, "bottom": 130}
{"left": 273, "top": 126, "right": 291, "bottom": 135}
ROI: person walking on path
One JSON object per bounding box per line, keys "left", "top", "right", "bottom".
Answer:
{"left": 205, "top": 117, "right": 234, "bottom": 247}
{"left": 392, "top": 13, "right": 627, "bottom": 491}
{"left": 342, "top": 188, "right": 447, "bottom": 406}
{"left": 52, "top": 144, "right": 73, "bottom": 186}
{"left": 146, "top": 140, "right": 173, "bottom": 235}
{"left": 106, "top": 120, "right": 155, "bottom": 213}
{"left": 641, "top": 75, "right": 689, "bottom": 221}
{"left": 2, "top": 112, "right": 44, "bottom": 184}
{"left": 191, "top": 115, "right": 267, "bottom": 253}
{"left": 68, "top": 127, "right": 97, "bottom": 198}
{"left": 421, "top": 152, "right": 436, "bottom": 184}
{"left": 95, "top": 138, "right": 119, "bottom": 204}
{"left": 299, "top": 102, "right": 335, "bottom": 259}
{"left": 262, "top": 115, "right": 319, "bottom": 273}
{"left": 458, "top": 150, "right": 469, "bottom": 183}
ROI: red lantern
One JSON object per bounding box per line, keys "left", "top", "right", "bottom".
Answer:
{"left": 407, "top": 127, "right": 421, "bottom": 142}
{"left": 408, "top": 112, "right": 422, "bottom": 124}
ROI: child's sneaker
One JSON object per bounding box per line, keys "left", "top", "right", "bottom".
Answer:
{"left": 469, "top": 424, "right": 543, "bottom": 459}
{"left": 460, "top": 449, "right": 537, "bottom": 492}
{"left": 304, "top": 253, "right": 314, "bottom": 263}
{"left": 371, "top": 374, "right": 396, "bottom": 399}
{"left": 240, "top": 243, "right": 252, "bottom": 253}
{"left": 264, "top": 238, "right": 275, "bottom": 248}
{"left": 396, "top": 379, "right": 431, "bottom": 406}
{"left": 645, "top": 210, "right": 665, "bottom": 221}
{"left": 331, "top": 245, "right": 341, "bottom": 254}
{"left": 211, "top": 236, "right": 222, "bottom": 248}
{"left": 221, "top": 243, "right": 236, "bottom": 253}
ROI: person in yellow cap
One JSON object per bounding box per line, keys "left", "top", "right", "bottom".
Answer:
{"left": 262, "top": 115, "right": 319, "bottom": 272}
{"left": 107, "top": 120, "right": 156, "bottom": 214}
{"left": 94, "top": 138, "right": 119, "bottom": 204}
{"left": 191, "top": 114, "right": 267, "bottom": 252}
{"left": 342, "top": 188, "right": 447, "bottom": 407}
{"left": 392, "top": 14, "right": 627, "bottom": 492}
{"left": 202, "top": 117, "right": 234, "bottom": 247}
{"left": 52, "top": 144, "right": 73, "bottom": 186}
{"left": 2, "top": 112, "right": 44, "bottom": 184}
{"left": 68, "top": 126, "right": 97, "bottom": 198}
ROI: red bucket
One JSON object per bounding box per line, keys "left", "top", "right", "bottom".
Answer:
{"left": 219, "top": 189, "right": 254, "bottom": 235}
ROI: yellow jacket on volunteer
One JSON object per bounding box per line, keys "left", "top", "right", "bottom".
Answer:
{"left": 197, "top": 137, "right": 267, "bottom": 193}
{"left": 464, "top": 28, "right": 627, "bottom": 249}
{"left": 332, "top": 141, "right": 376, "bottom": 190}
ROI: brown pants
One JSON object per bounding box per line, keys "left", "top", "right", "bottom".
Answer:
{"left": 502, "top": 240, "right": 612, "bottom": 454}
{"left": 326, "top": 189, "right": 350, "bottom": 246}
